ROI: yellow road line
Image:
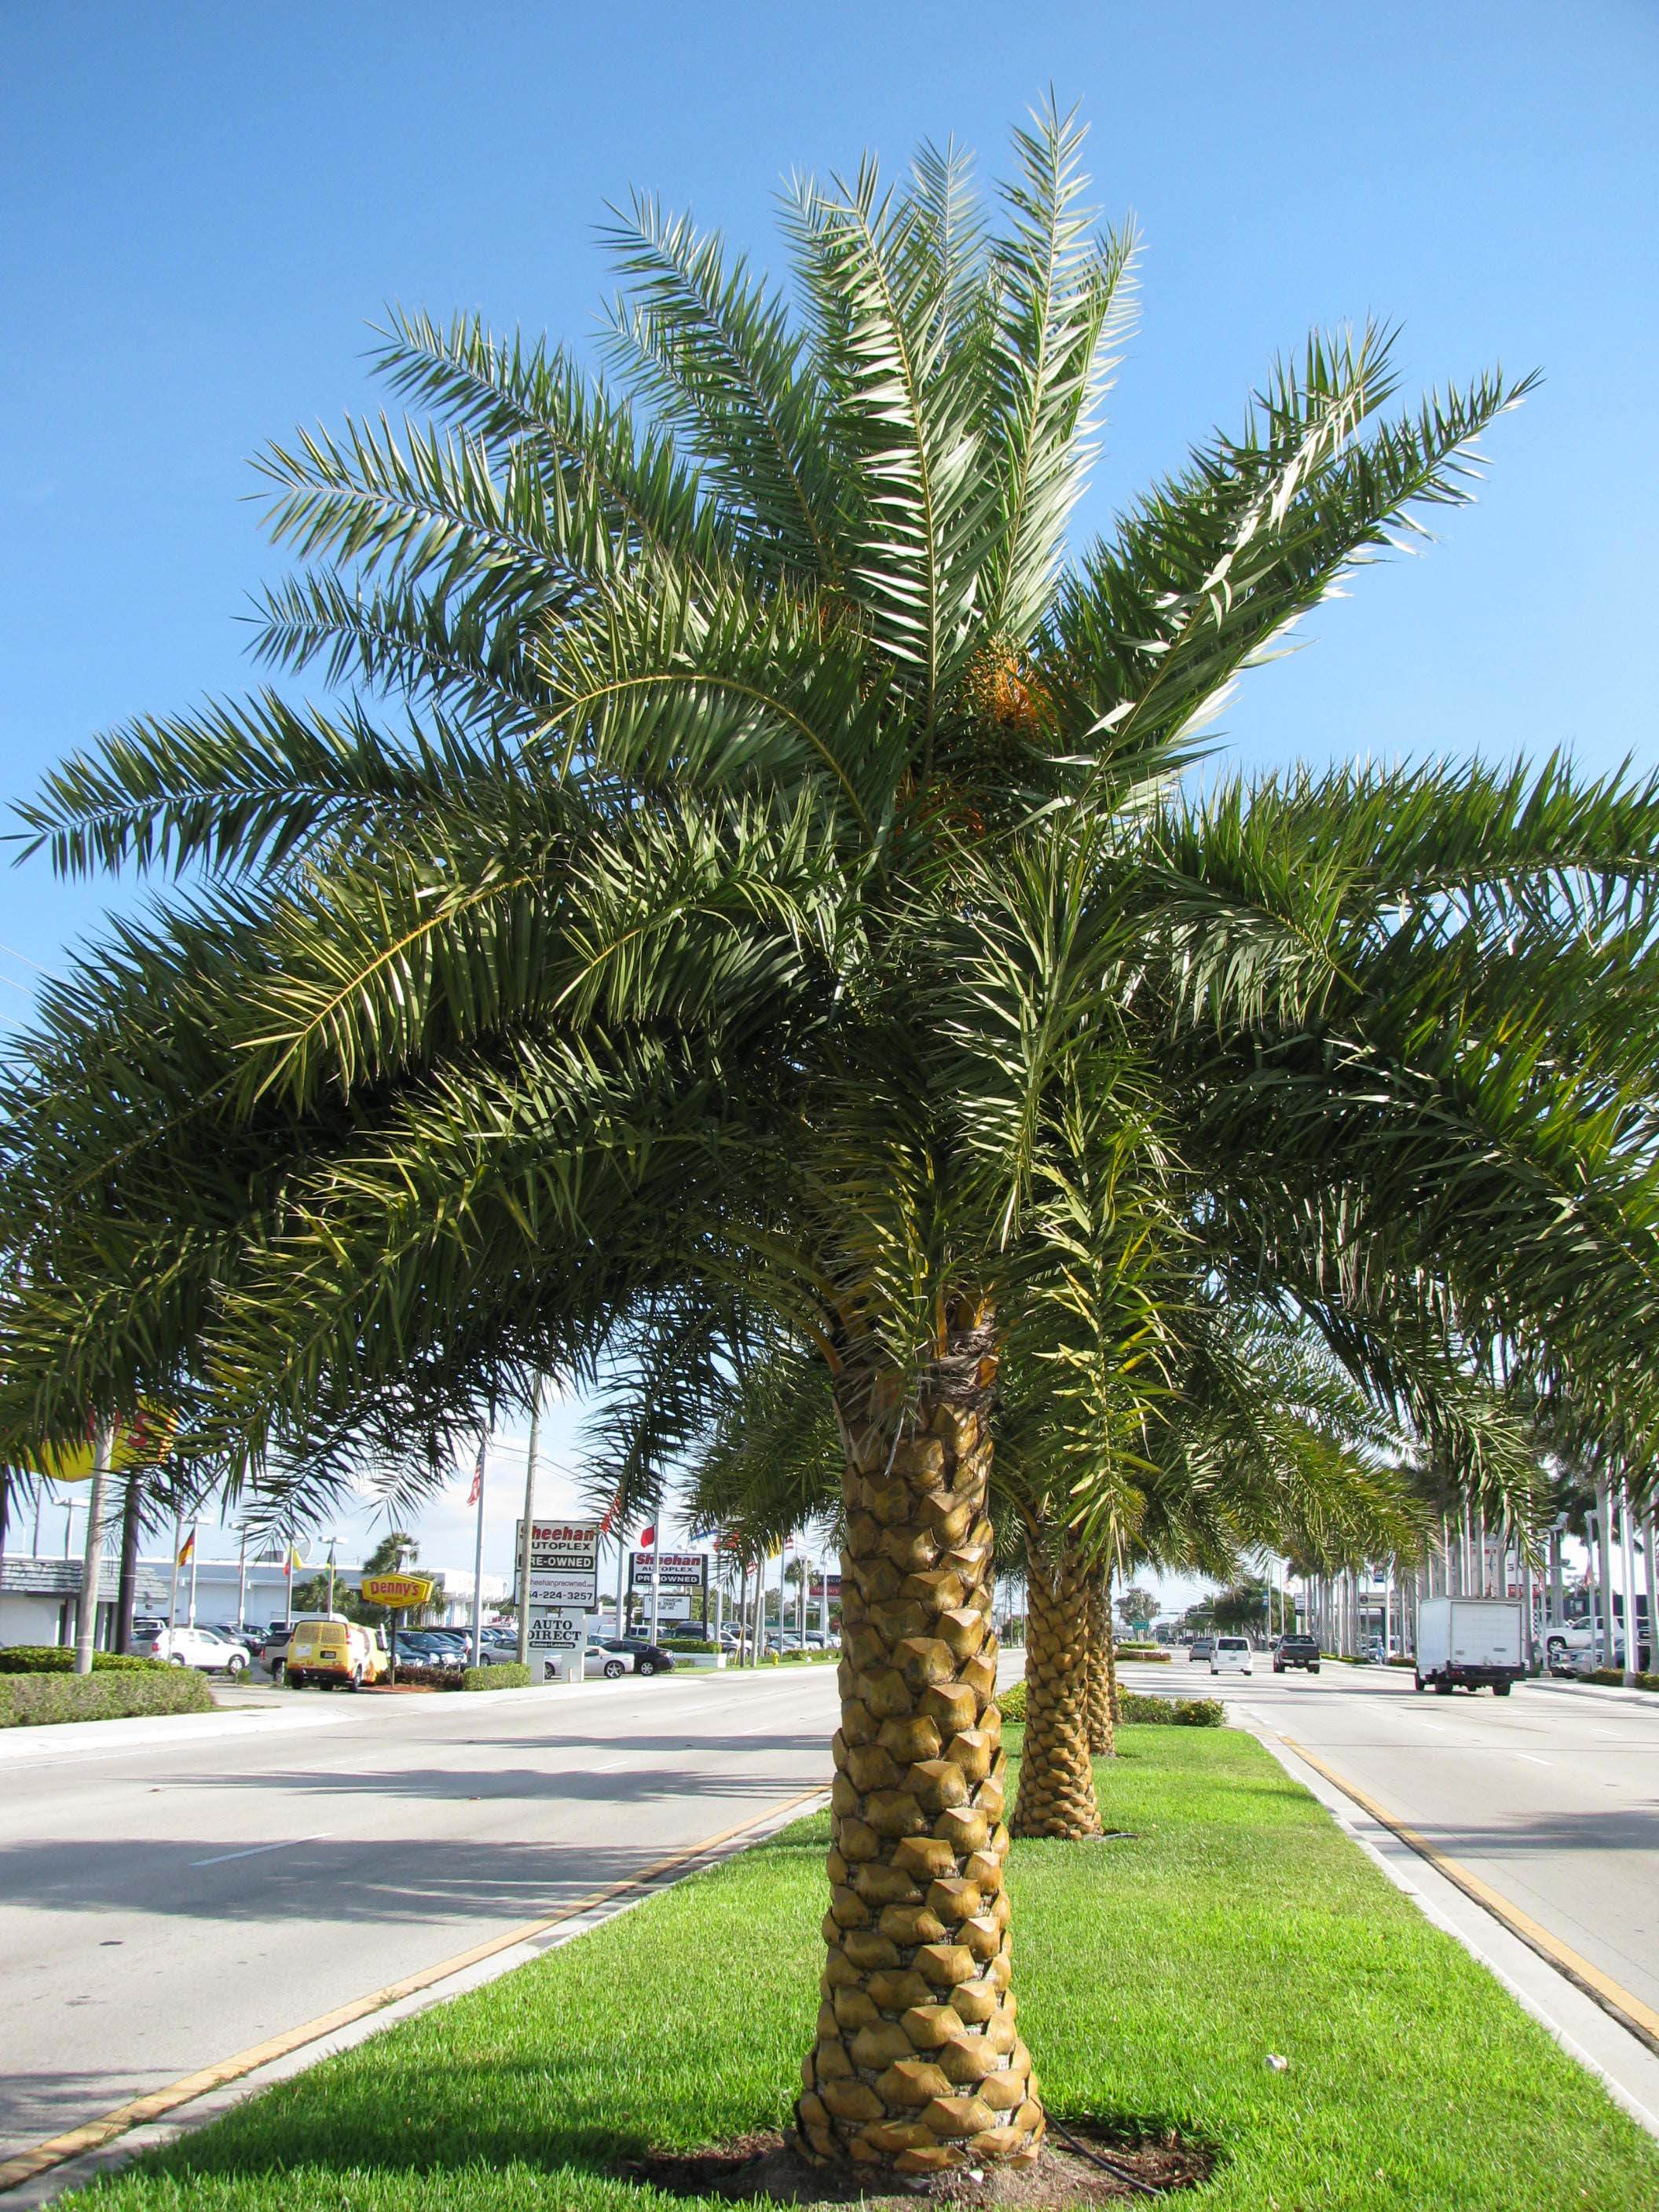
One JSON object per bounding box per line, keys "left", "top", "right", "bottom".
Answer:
{"left": 0, "top": 1783, "right": 830, "bottom": 2196}
{"left": 1284, "top": 1736, "right": 1659, "bottom": 2060}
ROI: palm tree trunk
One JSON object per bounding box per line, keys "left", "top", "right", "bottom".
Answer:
{"left": 797, "top": 1335, "right": 1042, "bottom": 2177}
{"left": 1085, "top": 1571, "right": 1115, "bottom": 1756}
{"left": 1009, "top": 1533, "right": 1102, "bottom": 1840}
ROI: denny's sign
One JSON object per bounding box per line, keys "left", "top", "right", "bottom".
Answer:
{"left": 360, "top": 1573, "right": 436, "bottom": 1610}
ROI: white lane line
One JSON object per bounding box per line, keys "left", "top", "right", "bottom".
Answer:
{"left": 1512, "top": 1752, "right": 1553, "bottom": 1765}
{"left": 191, "top": 1834, "right": 330, "bottom": 1867}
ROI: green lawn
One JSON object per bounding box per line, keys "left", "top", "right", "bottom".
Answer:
{"left": 57, "top": 1726, "right": 1659, "bottom": 2211}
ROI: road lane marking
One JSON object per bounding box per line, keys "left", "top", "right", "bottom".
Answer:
{"left": 190, "top": 1836, "right": 331, "bottom": 1867}
{"left": 1283, "top": 1737, "right": 1659, "bottom": 2061}
{"left": 1511, "top": 1752, "right": 1553, "bottom": 1766}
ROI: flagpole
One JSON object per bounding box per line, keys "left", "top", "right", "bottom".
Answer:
{"left": 516, "top": 1382, "right": 542, "bottom": 1669}
{"left": 169, "top": 1514, "right": 182, "bottom": 1632}
{"left": 188, "top": 1522, "right": 199, "bottom": 1626}
{"left": 650, "top": 1526, "right": 661, "bottom": 1648}
{"left": 471, "top": 1424, "right": 489, "bottom": 1667}
{"left": 284, "top": 1540, "right": 295, "bottom": 1628}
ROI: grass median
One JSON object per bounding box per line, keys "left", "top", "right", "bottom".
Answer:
{"left": 57, "top": 1724, "right": 1659, "bottom": 2211}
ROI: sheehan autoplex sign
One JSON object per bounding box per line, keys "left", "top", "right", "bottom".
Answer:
{"left": 628, "top": 1551, "right": 709, "bottom": 1595}
{"left": 516, "top": 1520, "right": 600, "bottom": 1610}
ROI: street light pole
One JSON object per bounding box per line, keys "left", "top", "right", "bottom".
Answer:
{"left": 72, "top": 1423, "right": 115, "bottom": 1675}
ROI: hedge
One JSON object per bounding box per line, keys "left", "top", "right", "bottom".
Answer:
{"left": 1119, "top": 1690, "right": 1225, "bottom": 1727}
{"left": 661, "top": 1639, "right": 720, "bottom": 1654}
{"left": 0, "top": 1646, "right": 170, "bottom": 1675}
{"left": 1116, "top": 1645, "right": 1170, "bottom": 1661}
{"left": 463, "top": 1663, "right": 532, "bottom": 1690}
{"left": 997, "top": 1678, "right": 1224, "bottom": 1728}
{"left": 0, "top": 1667, "right": 214, "bottom": 1727}
{"left": 1584, "top": 1668, "right": 1659, "bottom": 1691}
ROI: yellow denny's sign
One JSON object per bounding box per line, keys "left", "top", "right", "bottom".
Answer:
{"left": 359, "top": 1573, "right": 436, "bottom": 1610}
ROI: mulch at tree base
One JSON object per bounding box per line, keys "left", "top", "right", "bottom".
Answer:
{"left": 619, "top": 2122, "right": 1211, "bottom": 2206}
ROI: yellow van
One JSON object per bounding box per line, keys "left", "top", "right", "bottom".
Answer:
{"left": 283, "top": 1615, "right": 389, "bottom": 1690}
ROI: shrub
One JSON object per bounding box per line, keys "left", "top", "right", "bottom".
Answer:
{"left": 0, "top": 1646, "right": 168, "bottom": 1675}
{"left": 392, "top": 1663, "right": 459, "bottom": 1690}
{"left": 1115, "top": 1645, "right": 1170, "bottom": 1661}
{"left": 1119, "top": 1690, "right": 1225, "bottom": 1727}
{"left": 1584, "top": 1668, "right": 1659, "bottom": 1691}
{"left": 462, "top": 1663, "right": 532, "bottom": 1691}
{"left": 661, "top": 1639, "right": 719, "bottom": 1653}
{"left": 998, "top": 1679, "right": 1027, "bottom": 1722}
{"left": 0, "top": 1667, "right": 214, "bottom": 1727}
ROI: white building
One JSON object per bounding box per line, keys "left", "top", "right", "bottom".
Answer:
{"left": 0, "top": 1550, "right": 511, "bottom": 1649}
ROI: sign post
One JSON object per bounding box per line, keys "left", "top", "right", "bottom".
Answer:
{"left": 360, "top": 1573, "right": 437, "bottom": 1672}
{"left": 517, "top": 1520, "right": 599, "bottom": 1682}
{"left": 628, "top": 1550, "right": 709, "bottom": 1639}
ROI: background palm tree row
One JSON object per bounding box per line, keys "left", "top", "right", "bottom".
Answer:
{"left": 6, "top": 105, "right": 1659, "bottom": 2181}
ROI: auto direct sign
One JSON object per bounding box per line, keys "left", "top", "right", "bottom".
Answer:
{"left": 526, "top": 1610, "right": 586, "bottom": 1651}
{"left": 516, "top": 1521, "right": 599, "bottom": 1610}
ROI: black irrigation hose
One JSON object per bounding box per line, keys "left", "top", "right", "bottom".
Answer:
{"left": 1045, "top": 2115, "right": 1163, "bottom": 2200}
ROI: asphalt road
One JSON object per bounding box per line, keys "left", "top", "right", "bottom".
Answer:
{"left": 0, "top": 1664, "right": 843, "bottom": 2166}
{"left": 1130, "top": 1656, "right": 1659, "bottom": 2019}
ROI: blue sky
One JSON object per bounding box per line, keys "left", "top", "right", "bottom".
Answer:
{"left": 3, "top": 1, "right": 1654, "bottom": 1589}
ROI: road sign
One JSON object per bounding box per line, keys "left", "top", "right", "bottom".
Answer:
{"left": 516, "top": 1521, "right": 599, "bottom": 1610}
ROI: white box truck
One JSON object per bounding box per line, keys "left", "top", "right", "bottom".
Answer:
{"left": 1415, "top": 1597, "right": 1524, "bottom": 1696}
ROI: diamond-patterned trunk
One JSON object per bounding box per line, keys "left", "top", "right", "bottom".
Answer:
{"left": 1009, "top": 1536, "right": 1101, "bottom": 1840}
{"left": 1086, "top": 1573, "right": 1115, "bottom": 1756}
{"left": 794, "top": 1383, "right": 1043, "bottom": 2176}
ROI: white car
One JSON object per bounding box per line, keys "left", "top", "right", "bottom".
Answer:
{"left": 141, "top": 1624, "right": 251, "bottom": 1675}
{"left": 1210, "top": 1635, "right": 1253, "bottom": 1675}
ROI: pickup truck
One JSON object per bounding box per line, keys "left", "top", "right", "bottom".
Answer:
{"left": 1415, "top": 1597, "right": 1523, "bottom": 1696}
{"left": 1272, "top": 1634, "right": 1322, "bottom": 1674}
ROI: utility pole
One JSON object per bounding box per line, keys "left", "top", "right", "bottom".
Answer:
{"left": 73, "top": 1423, "right": 115, "bottom": 1675}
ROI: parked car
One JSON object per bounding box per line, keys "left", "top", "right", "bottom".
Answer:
{"left": 1272, "top": 1634, "right": 1322, "bottom": 1675}
{"left": 284, "top": 1615, "right": 390, "bottom": 1690}
{"left": 397, "top": 1631, "right": 465, "bottom": 1668}
{"left": 252, "top": 1624, "right": 292, "bottom": 1668}
{"left": 1188, "top": 1635, "right": 1214, "bottom": 1664}
{"left": 140, "top": 1624, "right": 251, "bottom": 1675}
{"left": 585, "top": 1637, "right": 676, "bottom": 1679}
{"left": 1210, "top": 1635, "right": 1253, "bottom": 1675}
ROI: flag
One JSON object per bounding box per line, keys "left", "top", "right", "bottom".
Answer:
{"left": 176, "top": 1530, "right": 196, "bottom": 1567}
{"left": 596, "top": 1482, "right": 625, "bottom": 1538}
{"left": 467, "top": 1435, "right": 486, "bottom": 1507}
{"left": 639, "top": 1524, "right": 657, "bottom": 1547}
{"left": 283, "top": 1544, "right": 304, "bottom": 1579}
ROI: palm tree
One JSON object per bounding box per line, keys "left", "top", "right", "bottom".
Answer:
{"left": 9, "top": 107, "right": 1659, "bottom": 2180}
